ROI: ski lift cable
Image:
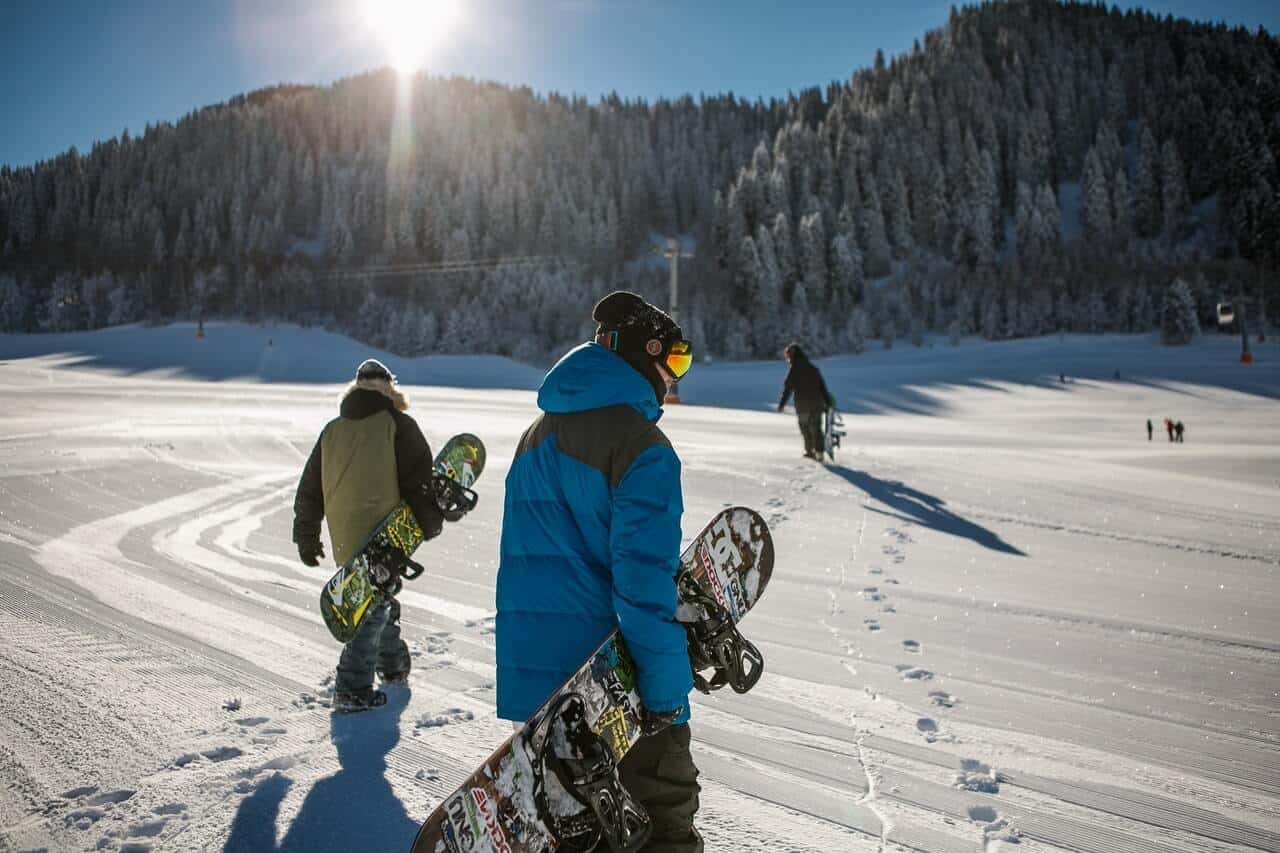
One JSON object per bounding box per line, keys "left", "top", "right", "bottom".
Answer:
{"left": 325, "top": 254, "right": 563, "bottom": 280}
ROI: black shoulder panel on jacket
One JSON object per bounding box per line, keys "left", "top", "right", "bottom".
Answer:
{"left": 390, "top": 409, "right": 445, "bottom": 540}
{"left": 517, "top": 405, "right": 671, "bottom": 489}
{"left": 292, "top": 434, "right": 325, "bottom": 544}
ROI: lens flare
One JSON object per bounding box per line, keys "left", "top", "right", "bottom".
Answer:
{"left": 362, "top": 0, "right": 460, "bottom": 73}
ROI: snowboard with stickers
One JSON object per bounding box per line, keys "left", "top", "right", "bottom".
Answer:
{"left": 411, "top": 505, "right": 773, "bottom": 853}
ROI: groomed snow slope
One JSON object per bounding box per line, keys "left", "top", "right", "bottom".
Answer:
{"left": 1, "top": 325, "right": 1277, "bottom": 852}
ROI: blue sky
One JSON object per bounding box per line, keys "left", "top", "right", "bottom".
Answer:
{"left": 3, "top": 0, "right": 1277, "bottom": 168}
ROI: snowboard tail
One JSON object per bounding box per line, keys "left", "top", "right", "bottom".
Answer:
{"left": 411, "top": 506, "right": 773, "bottom": 853}
{"left": 823, "top": 408, "right": 846, "bottom": 462}
{"left": 318, "top": 433, "right": 485, "bottom": 643}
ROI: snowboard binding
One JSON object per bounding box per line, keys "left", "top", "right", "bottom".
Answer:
{"left": 365, "top": 541, "right": 425, "bottom": 597}
{"left": 677, "top": 573, "right": 765, "bottom": 695}
{"left": 427, "top": 471, "right": 479, "bottom": 522}
{"left": 532, "top": 693, "right": 651, "bottom": 853}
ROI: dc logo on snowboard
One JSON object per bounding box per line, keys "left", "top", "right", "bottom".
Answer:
{"left": 698, "top": 518, "right": 746, "bottom": 620}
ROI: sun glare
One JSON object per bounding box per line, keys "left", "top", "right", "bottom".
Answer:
{"left": 363, "top": 0, "right": 461, "bottom": 73}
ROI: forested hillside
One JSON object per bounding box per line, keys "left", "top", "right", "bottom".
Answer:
{"left": 1, "top": 0, "right": 1276, "bottom": 359}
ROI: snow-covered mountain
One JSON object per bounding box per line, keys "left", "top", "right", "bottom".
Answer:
{"left": 2, "top": 0, "right": 1277, "bottom": 359}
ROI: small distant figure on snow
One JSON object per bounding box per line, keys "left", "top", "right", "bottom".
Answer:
{"left": 1113, "top": 368, "right": 1121, "bottom": 380}
{"left": 1165, "top": 418, "right": 1175, "bottom": 442}
{"left": 1146, "top": 419, "right": 1153, "bottom": 441}
{"left": 1059, "top": 372, "right": 1066, "bottom": 384}
{"left": 777, "top": 342, "right": 835, "bottom": 460}
{"left": 1175, "top": 420, "right": 1185, "bottom": 443}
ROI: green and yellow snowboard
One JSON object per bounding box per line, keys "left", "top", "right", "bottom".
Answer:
{"left": 319, "top": 433, "right": 485, "bottom": 643}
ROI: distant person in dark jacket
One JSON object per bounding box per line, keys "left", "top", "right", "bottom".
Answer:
{"left": 1175, "top": 420, "right": 1185, "bottom": 443}
{"left": 777, "top": 342, "right": 835, "bottom": 459}
{"left": 1147, "top": 419, "right": 1153, "bottom": 441}
{"left": 293, "top": 359, "right": 448, "bottom": 713}
{"left": 1165, "top": 418, "right": 1175, "bottom": 442}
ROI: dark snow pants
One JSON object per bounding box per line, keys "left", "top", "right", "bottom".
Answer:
{"left": 797, "top": 409, "right": 824, "bottom": 457}
{"left": 618, "top": 723, "right": 703, "bottom": 853}
{"left": 336, "top": 597, "right": 410, "bottom": 693}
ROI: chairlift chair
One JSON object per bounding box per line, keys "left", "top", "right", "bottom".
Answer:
{"left": 1216, "top": 302, "right": 1235, "bottom": 328}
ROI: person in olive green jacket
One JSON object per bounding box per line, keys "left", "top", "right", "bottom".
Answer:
{"left": 293, "top": 358, "right": 446, "bottom": 712}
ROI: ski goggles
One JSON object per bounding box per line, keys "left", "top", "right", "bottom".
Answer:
{"left": 663, "top": 340, "right": 694, "bottom": 379}
{"left": 595, "top": 332, "right": 694, "bottom": 379}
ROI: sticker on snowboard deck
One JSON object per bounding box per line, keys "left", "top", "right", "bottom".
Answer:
{"left": 823, "top": 408, "right": 846, "bottom": 462}
{"left": 318, "top": 433, "right": 485, "bottom": 643}
{"left": 411, "top": 506, "right": 773, "bottom": 853}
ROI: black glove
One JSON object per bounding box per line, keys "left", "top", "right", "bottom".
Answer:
{"left": 297, "top": 539, "right": 324, "bottom": 567}
{"left": 640, "top": 706, "right": 682, "bottom": 736}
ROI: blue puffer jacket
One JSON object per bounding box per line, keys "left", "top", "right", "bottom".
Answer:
{"left": 496, "top": 343, "right": 692, "bottom": 723}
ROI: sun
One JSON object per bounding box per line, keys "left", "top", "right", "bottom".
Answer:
{"left": 362, "top": 0, "right": 461, "bottom": 74}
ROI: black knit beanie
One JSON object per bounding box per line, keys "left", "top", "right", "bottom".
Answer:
{"left": 356, "top": 358, "right": 395, "bottom": 382}
{"left": 592, "top": 291, "right": 682, "bottom": 403}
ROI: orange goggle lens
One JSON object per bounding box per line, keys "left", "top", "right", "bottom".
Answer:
{"left": 665, "top": 341, "right": 693, "bottom": 378}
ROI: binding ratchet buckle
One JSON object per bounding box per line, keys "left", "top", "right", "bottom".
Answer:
{"left": 366, "top": 543, "right": 424, "bottom": 597}
{"left": 429, "top": 471, "right": 479, "bottom": 521}
{"left": 532, "top": 693, "right": 651, "bottom": 853}
{"left": 677, "top": 572, "right": 765, "bottom": 695}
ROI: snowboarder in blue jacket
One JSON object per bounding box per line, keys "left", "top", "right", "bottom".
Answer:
{"left": 497, "top": 291, "right": 702, "bottom": 852}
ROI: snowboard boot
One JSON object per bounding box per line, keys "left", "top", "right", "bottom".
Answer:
{"left": 378, "top": 669, "right": 410, "bottom": 685}
{"left": 332, "top": 687, "right": 388, "bottom": 713}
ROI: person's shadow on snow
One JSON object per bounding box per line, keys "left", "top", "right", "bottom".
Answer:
{"left": 827, "top": 465, "right": 1026, "bottom": 556}
{"left": 222, "top": 686, "right": 418, "bottom": 852}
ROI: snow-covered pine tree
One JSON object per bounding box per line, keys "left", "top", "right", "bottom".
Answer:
{"left": 106, "top": 275, "right": 135, "bottom": 327}
{"left": 0, "top": 275, "right": 25, "bottom": 331}
{"left": 1104, "top": 65, "right": 1127, "bottom": 134}
{"left": 859, "top": 173, "right": 892, "bottom": 277}
{"left": 790, "top": 280, "right": 810, "bottom": 339}
{"left": 921, "top": 160, "right": 949, "bottom": 251}
{"left": 798, "top": 211, "right": 828, "bottom": 304}
{"left": 771, "top": 212, "right": 797, "bottom": 297}
{"left": 847, "top": 307, "right": 869, "bottom": 354}
{"left": 754, "top": 225, "right": 786, "bottom": 352}
{"left": 1111, "top": 166, "right": 1133, "bottom": 244}
{"left": 828, "top": 234, "right": 859, "bottom": 315}
{"left": 736, "top": 234, "right": 764, "bottom": 308}
{"left": 1160, "top": 277, "right": 1200, "bottom": 344}
{"left": 981, "top": 292, "right": 1002, "bottom": 339}
{"left": 1131, "top": 285, "right": 1155, "bottom": 331}
{"left": 1086, "top": 291, "right": 1108, "bottom": 333}
{"left": 765, "top": 164, "right": 791, "bottom": 227}
{"left": 1134, "top": 126, "right": 1163, "bottom": 239}
{"left": 1014, "top": 182, "right": 1039, "bottom": 262}
{"left": 1081, "top": 148, "right": 1113, "bottom": 241}
{"left": 1161, "top": 140, "right": 1191, "bottom": 243}
{"left": 1035, "top": 183, "right": 1060, "bottom": 253}
{"left": 880, "top": 161, "right": 914, "bottom": 252}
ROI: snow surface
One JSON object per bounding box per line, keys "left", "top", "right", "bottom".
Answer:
{"left": 1, "top": 324, "right": 1278, "bottom": 852}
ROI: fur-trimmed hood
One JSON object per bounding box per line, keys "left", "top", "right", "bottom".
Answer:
{"left": 340, "top": 377, "right": 409, "bottom": 415}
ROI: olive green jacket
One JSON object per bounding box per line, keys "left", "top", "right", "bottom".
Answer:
{"left": 293, "top": 384, "right": 443, "bottom": 565}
